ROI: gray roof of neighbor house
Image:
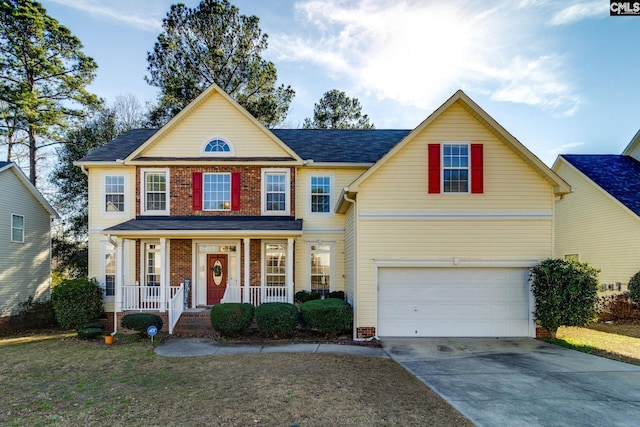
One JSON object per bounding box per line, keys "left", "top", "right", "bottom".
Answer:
{"left": 78, "top": 128, "right": 411, "bottom": 164}
{"left": 104, "top": 216, "right": 303, "bottom": 232}
{"left": 561, "top": 154, "right": 640, "bottom": 217}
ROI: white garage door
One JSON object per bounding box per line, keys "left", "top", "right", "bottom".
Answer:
{"left": 378, "top": 267, "right": 531, "bottom": 337}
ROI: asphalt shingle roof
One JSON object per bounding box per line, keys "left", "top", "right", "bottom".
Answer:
{"left": 105, "top": 215, "right": 303, "bottom": 232}
{"left": 78, "top": 128, "right": 411, "bottom": 164}
{"left": 562, "top": 154, "right": 640, "bottom": 217}
{"left": 79, "top": 129, "right": 157, "bottom": 162}
{"left": 0, "top": 161, "right": 11, "bottom": 169}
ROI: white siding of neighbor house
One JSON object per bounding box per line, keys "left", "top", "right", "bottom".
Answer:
{"left": 0, "top": 168, "right": 52, "bottom": 317}
{"left": 139, "top": 92, "right": 293, "bottom": 159}
{"left": 352, "top": 102, "right": 556, "bottom": 329}
{"left": 554, "top": 158, "right": 640, "bottom": 286}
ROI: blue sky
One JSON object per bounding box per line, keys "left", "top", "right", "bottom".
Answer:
{"left": 39, "top": 0, "right": 640, "bottom": 166}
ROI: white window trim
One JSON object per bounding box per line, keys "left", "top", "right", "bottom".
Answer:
{"left": 441, "top": 142, "right": 470, "bottom": 194}
{"left": 262, "top": 240, "right": 288, "bottom": 287}
{"left": 203, "top": 172, "right": 231, "bottom": 211}
{"left": 102, "top": 174, "right": 127, "bottom": 215}
{"left": 100, "top": 242, "right": 116, "bottom": 300}
{"left": 10, "top": 213, "right": 25, "bottom": 243}
{"left": 261, "top": 168, "right": 291, "bottom": 216}
{"left": 140, "top": 168, "right": 170, "bottom": 215}
{"left": 307, "top": 173, "right": 334, "bottom": 217}
{"left": 200, "top": 135, "right": 235, "bottom": 157}
{"left": 306, "top": 242, "right": 335, "bottom": 293}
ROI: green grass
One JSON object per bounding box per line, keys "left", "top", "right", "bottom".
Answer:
{"left": 547, "top": 324, "right": 640, "bottom": 365}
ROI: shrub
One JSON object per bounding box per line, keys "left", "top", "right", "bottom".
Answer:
{"left": 210, "top": 303, "right": 254, "bottom": 337}
{"left": 300, "top": 298, "right": 353, "bottom": 334}
{"left": 121, "top": 313, "right": 164, "bottom": 335}
{"left": 295, "top": 290, "right": 321, "bottom": 304}
{"left": 530, "top": 258, "right": 600, "bottom": 338}
{"left": 327, "top": 291, "right": 345, "bottom": 300}
{"left": 51, "top": 277, "right": 103, "bottom": 329}
{"left": 598, "top": 293, "right": 634, "bottom": 322}
{"left": 629, "top": 271, "right": 640, "bottom": 304}
{"left": 16, "top": 297, "right": 57, "bottom": 329}
{"left": 255, "top": 303, "right": 299, "bottom": 337}
{"left": 77, "top": 327, "right": 103, "bottom": 340}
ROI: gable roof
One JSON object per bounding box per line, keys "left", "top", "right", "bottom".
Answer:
{"left": 622, "top": 129, "right": 640, "bottom": 156}
{"left": 560, "top": 154, "right": 640, "bottom": 217}
{"left": 341, "top": 90, "right": 570, "bottom": 198}
{"left": 0, "top": 162, "right": 59, "bottom": 218}
{"left": 77, "top": 128, "right": 411, "bottom": 164}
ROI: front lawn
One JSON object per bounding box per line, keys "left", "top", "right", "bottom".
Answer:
{"left": 0, "top": 335, "right": 472, "bottom": 426}
{"left": 551, "top": 324, "right": 640, "bottom": 366}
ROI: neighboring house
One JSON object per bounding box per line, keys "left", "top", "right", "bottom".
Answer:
{"left": 76, "top": 85, "right": 569, "bottom": 338}
{"left": 0, "top": 162, "right": 58, "bottom": 323}
{"left": 554, "top": 131, "right": 640, "bottom": 290}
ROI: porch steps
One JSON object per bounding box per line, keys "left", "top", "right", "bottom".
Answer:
{"left": 172, "top": 309, "right": 215, "bottom": 336}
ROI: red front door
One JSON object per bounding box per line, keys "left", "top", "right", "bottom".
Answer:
{"left": 207, "top": 254, "right": 228, "bottom": 305}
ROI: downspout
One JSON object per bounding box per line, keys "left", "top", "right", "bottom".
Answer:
{"left": 342, "top": 189, "right": 359, "bottom": 340}
{"left": 107, "top": 235, "right": 118, "bottom": 336}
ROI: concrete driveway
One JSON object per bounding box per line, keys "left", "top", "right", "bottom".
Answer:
{"left": 381, "top": 337, "right": 640, "bottom": 427}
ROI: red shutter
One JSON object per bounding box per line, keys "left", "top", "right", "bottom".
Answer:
{"left": 192, "top": 172, "right": 202, "bottom": 211}
{"left": 428, "top": 144, "right": 441, "bottom": 194}
{"left": 231, "top": 172, "right": 241, "bottom": 211}
{"left": 471, "top": 144, "right": 483, "bottom": 194}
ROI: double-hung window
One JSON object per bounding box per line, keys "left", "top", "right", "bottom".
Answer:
{"left": 265, "top": 243, "right": 287, "bottom": 287}
{"left": 309, "top": 244, "right": 332, "bottom": 295}
{"left": 443, "top": 144, "right": 469, "bottom": 193}
{"left": 11, "top": 214, "right": 24, "bottom": 243}
{"left": 102, "top": 244, "right": 116, "bottom": 297}
{"left": 203, "top": 173, "right": 231, "bottom": 211}
{"left": 141, "top": 169, "right": 169, "bottom": 215}
{"left": 262, "top": 169, "right": 290, "bottom": 215}
{"left": 105, "top": 176, "right": 125, "bottom": 212}
{"left": 310, "top": 176, "right": 331, "bottom": 214}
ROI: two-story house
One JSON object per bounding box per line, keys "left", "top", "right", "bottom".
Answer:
{"left": 76, "top": 85, "right": 569, "bottom": 338}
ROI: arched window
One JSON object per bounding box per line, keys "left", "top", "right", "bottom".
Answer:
{"left": 202, "top": 138, "right": 234, "bottom": 156}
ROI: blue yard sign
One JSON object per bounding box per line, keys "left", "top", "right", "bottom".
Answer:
{"left": 147, "top": 325, "right": 158, "bottom": 342}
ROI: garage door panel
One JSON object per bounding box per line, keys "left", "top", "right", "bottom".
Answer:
{"left": 378, "top": 267, "right": 531, "bottom": 337}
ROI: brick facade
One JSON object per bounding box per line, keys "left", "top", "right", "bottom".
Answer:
{"left": 356, "top": 327, "right": 376, "bottom": 339}
{"left": 136, "top": 165, "right": 296, "bottom": 217}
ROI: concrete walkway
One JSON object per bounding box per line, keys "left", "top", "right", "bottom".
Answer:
{"left": 381, "top": 337, "right": 640, "bottom": 427}
{"left": 154, "top": 336, "right": 388, "bottom": 358}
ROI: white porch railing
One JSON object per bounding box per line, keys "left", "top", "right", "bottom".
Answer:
{"left": 222, "top": 285, "right": 288, "bottom": 306}
{"left": 168, "top": 283, "right": 185, "bottom": 334}
{"left": 121, "top": 285, "right": 181, "bottom": 311}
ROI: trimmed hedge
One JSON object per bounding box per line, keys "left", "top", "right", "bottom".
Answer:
{"left": 210, "top": 303, "right": 254, "bottom": 337}
{"left": 121, "top": 313, "right": 164, "bottom": 334}
{"left": 77, "top": 327, "right": 103, "bottom": 340}
{"left": 300, "top": 298, "right": 353, "bottom": 334}
{"left": 51, "top": 277, "right": 103, "bottom": 329}
{"left": 255, "top": 302, "right": 299, "bottom": 337}
{"left": 295, "top": 290, "right": 322, "bottom": 304}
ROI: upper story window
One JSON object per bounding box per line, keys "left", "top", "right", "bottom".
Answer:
{"left": 443, "top": 144, "right": 469, "bottom": 193}
{"left": 105, "top": 175, "right": 125, "bottom": 212}
{"left": 11, "top": 214, "right": 24, "bottom": 243}
{"left": 202, "top": 137, "right": 234, "bottom": 157}
{"left": 428, "top": 143, "right": 483, "bottom": 194}
{"left": 262, "top": 169, "right": 290, "bottom": 215}
{"left": 310, "top": 175, "right": 332, "bottom": 214}
{"left": 203, "top": 173, "right": 231, "bottom": 211}
{"left": 141, "top": 169, "right": 169, "bottom": 215}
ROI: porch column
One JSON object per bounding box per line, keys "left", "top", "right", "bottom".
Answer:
{"left": 287, "top": 238, "right": 294, "bottom": 304}
{"left": 160, "top": 238, "right": 167, "bottom": 312}
{"left": 114, "top": 237, "right": 124, "bottom": 314}
{"left": 243, "top": 238, "right": 250, "bottom": 303}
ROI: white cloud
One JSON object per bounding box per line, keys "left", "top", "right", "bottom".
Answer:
{"left": 549, "top": 1, "right": 607, "bottom": 25}
{"left": 46, "top": 0, "right": 163, "bottom": 32}
{"left": 550, "top": 142, "right": 584, "bottom": 154}
{"left": 271, "top": 0, "right": 582, "bottom": 115}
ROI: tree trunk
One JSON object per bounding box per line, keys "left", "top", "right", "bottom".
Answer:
{"left": 28, "top": 125, "right": 37, "bottom": 185}
{"left": 548, "top": 327, "right": 558, "bottom": 340}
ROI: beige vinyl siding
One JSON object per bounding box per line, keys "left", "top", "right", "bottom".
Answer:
{"left": 344, "top": 205, "right": 356, "bottom": 305}
{"left": 555, "top": 159, "right": 640, "bottom": 285}
{"left": 625, "top": 143, "right": 640, "bottom": 162}
{"left": 352, "top": 103, "right": 555, "bottom": 329}
{"left": 140, "top": 92, "right": 292, "bottom": 159}
{"left": 0, "top": 169, "right": 52, "bottom": 316}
